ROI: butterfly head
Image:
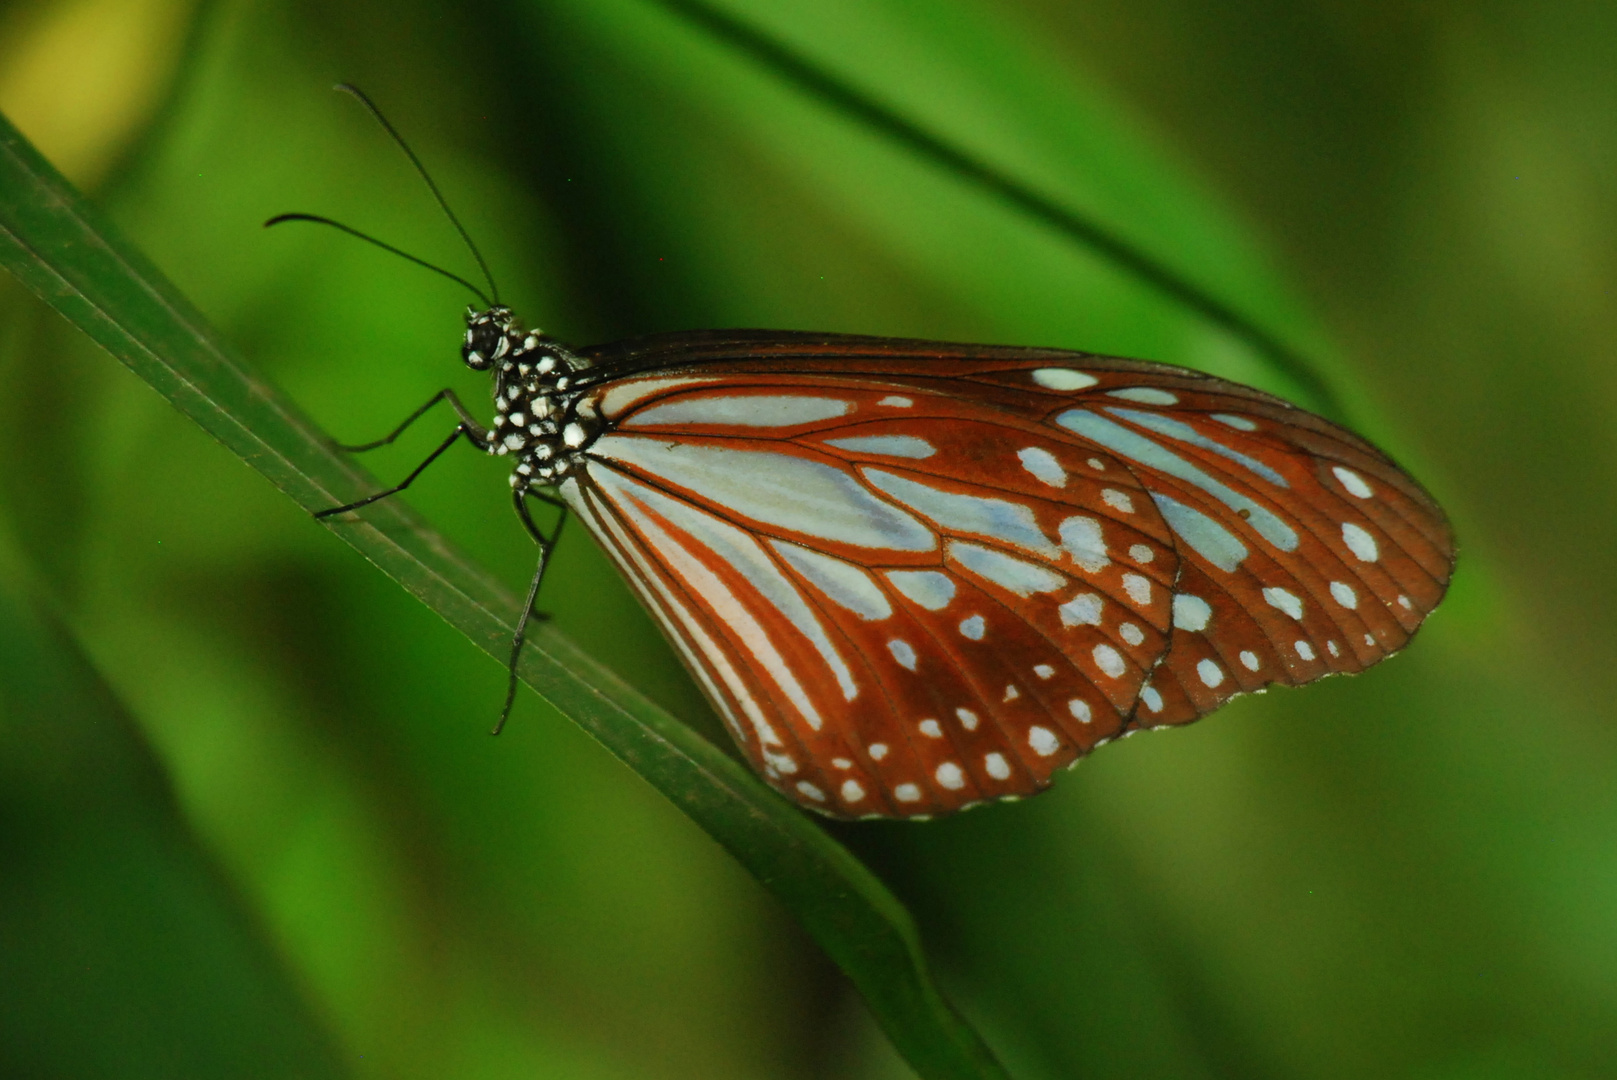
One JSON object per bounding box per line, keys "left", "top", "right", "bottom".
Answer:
{"left": 462, "top": 305, "right": 522, "bottom": 371}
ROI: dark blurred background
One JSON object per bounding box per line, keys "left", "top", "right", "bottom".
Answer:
{"left": 1, "top": 1, "right": 1613, "bottom": 1077}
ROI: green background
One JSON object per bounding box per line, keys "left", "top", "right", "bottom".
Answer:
{"left": 1, "top": 0, "right": 1612, "bottom": 1077}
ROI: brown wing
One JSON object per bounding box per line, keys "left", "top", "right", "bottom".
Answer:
{"left": 560, "top": 334, "right": 1453, "bottom": 818}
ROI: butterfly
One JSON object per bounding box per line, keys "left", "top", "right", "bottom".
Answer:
{"left": 318, "top": 307, "right": 1455, "bottom": 821}
{"left": 298, "top": 87, "right": 1455, "bottom": 822}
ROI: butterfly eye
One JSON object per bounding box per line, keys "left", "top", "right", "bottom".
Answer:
{"left": 462, "top": 320, "right": 506, "bottom": 370}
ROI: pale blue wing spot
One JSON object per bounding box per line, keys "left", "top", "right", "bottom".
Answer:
{"left": 625, "top": 394, "right": 852, "bottom": 428}
{"left": 1032, "top": 368, "right": 1098, "bottom": 390}
{"left": 946, "top": 541, "right": 1066, "bottom": 597}
{"left": 1106, "top": 387, "right": 1179, "bottom": 405}
{"left": 1149, "top": 492, "right": 1250, "bottom": 572}
{"left": 885, "top": 570, "right": 957, "bottom": 611}
{"left": 864, "top": 469, "right": 1058, "bottom": 558}
{"left": 1105, "top": 406, "right": 1289, "bottom": 487}
{"left": 592, "top": 436, "right": 935, "bottom": 551}
{"left": 1055, "top": 410, "right": 1298, "bottom": 551}
{"left": 771, "top": 540, "right": 893, "bottom": 621}
{"left": 825, "top": 434, "right": 937, "bottom": 458}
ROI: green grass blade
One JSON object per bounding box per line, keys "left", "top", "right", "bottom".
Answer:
{"left": 0, "top": 112, "right": 1010, "bottom": 1080}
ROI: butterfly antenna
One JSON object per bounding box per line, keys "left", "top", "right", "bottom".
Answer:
{"left": 263, "top": 213, "right": 493, "bottom": 307}
{"left": 333, "top": 82, "right": 502, "bottom": 306}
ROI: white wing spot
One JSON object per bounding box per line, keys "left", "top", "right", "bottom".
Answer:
{"left": 1027, "top": 726, "right": 1060, "bottom": 756}
{"left": 795, "top": 781, "right": 827, "bottom": 802}
{"left": 1060, "top": 411, "right": 1299, "bottom": 550}
{"left": 1107, "top": 387, "right": 1179, "bottom": 405}
{"left": 1263, "top": 587, "right": 1304, "bottom": 620}
{"left": 1152, "top": 492, "right": 1249, "bottom": 572}
{"left": 1034, "top": 663, "right": 1056, "bottom": 680}
{"left": 1363, "top": 633, "right": 1376, "bottom": 647}
{"left": 1327, "top": 640, "right": 1341, "bottom": 657}
{"left": 1329, "top": 581, "right": 1358, "bottom": 609}
{"left": 1333, "top": 466, "right": 1373, "bottom": 498}
{"left": 1059, "top": 516, "right": 1110, "bottom": 572}
{"left": 1197, "top": 658, "right": 1225, "bottom": 688}
{"left": 868, "top": 470, "right": 1056, "bottom": 557}
{"left": 826, "top": 434, "right": 937, "bottom": 458}
{"left": 764, "top": 751, "right": 798, "bottom": 774}
{"left": 1129, "top": 544, "right": 1154, "bottom": 563}
{"left": 596, "top": 437, "right": 934, "bottom": 551}
{"left": 1295, "top": 640, "right": 1316, "bottom": 661}
{"left": 935, "top": 762, "right": 967, "bottom": 790}
{"left": 1032, "top": 367, "right": 1099, "bottom": 390}
{"left": 878, "top": 395, "right": 913, "bottom": 408}
{"left": 1018, "top": 446, "right": 1067, "bottom": 488}
{"left": 948, "top": 541, "right": 1066, "bottom": 596}
{"left": 1172, "top": 594, "right": 1212, "bottom": 631}
{"left": 886, "top": 569, "right": 956, "bottom": 611}
{"left": 1068, "top": 698, "right": 1092, "bottom": 724}
{"left": 1398, "top": 594, "right": 1413, "bottom": 610}
{"left": 1110, "top": 406, "right": 1288, "bottom": 487}
{"left": 919, "top": 719, "right": 943, "bottom": 738}
{"left": 985, "top": 752, "right": 1012, "bottom": 780}
{"left": 1102, "top": 488, "right": 1135, "bottom": 513}
{"left": 1093, "top": 644, "right": 1126, "bottom": 678}
{"left": 956, "top": 708, "right": 980, "bottom": 731}
{"left": 1240, "top": 650, "right": 1261, "bottom": 671}
{"left": 1002, "top": 684, "right": 1020, "bottom": 702}
{"left": 1342, "top": 522, "right": 1379, "bottom": 562}
{"left": 832, "top": 757, "right": 853, "bottom": 769}
{"left": 1087, "top": 457, "right": 1107, "bottom": 470}
{"left": 1059, "top": 592, "right": 1104, "bottom": 627}
{"left": 598, "top": 376, "right": 720, "bottom": 418}
{"left": 1120, "top": 622, "right": 1145, "bottom": 647}
{"left": 1122, "top": 573, "right": 1152, "bottom": 607}
{"left": 1213, "top": 413, "right": 1258, "bottom": 431}
{"left": 840, "top": 779, "right": 866, "bottom": 802}
{"left": 958, "top": 614, "right": 986, "bottom": 640}
{"left": 774, "top": 541, "right": 893, "bottom": 620}
{"left": 888, "top": 639, "right": 918, "bottom": 670}
{"left": 626, "top": 394, "right": 852, "bottom": 428}
{"left": 894, "top": 783, "right": 923, "bottom": 803}
{"left": 868, "top": 743, "right": 890, "bottom": 761}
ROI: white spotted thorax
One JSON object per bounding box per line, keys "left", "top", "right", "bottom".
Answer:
{"left": 462, "top": 306, "right": 600, "bottom": 488}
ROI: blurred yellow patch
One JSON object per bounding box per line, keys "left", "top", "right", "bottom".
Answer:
{"left": 0, "top": 0, "right": 193, "bottom": 185}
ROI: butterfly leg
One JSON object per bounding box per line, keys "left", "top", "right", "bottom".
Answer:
{"left": 494, "top": 488, "right": 570, "bottom": 735}
{"left": 334, "top": 388, "right": 487, "bottom": 452}
{"left": 314, "top": 389, "right": 491, "bottom": 517}
{"left": 314, "top": 422, "right": 482, "bottom": 518}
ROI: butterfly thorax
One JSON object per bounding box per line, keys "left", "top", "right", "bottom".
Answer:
{"left": 462, "top": 306, "right": 600, "bottom": 490}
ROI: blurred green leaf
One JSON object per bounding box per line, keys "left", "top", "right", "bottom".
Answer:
{"left": 649, "top": 0, "right": 1339, "bottom": 414}
{"left": 0, "top": 566, "right": 348, "bottom": 1079}
{"left": 0, "top": 110, "right": 1007, "bottom": 1080}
